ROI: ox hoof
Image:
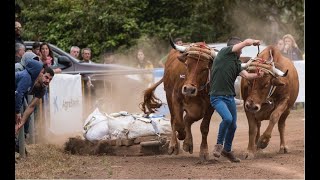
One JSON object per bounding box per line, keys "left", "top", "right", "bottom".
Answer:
{"left": 182, "top": 141, "right": 193, "bottom": 154}
{"left": 168, "top": 141, "right": 180, "bottom": 155}
{"left": 199, "top": 153, "right": 209, "bottom": 162}
{"left": 256, "top": 148, "right": 264, "bottom": 153}
{"left": 244, "top": 152, "right": 255, "bottom": 159}
{"left": 279, "top": 146, "right": 289, "bottom": 154}
{"left": 257, "top": 137, "right": 270, "bottom": 149}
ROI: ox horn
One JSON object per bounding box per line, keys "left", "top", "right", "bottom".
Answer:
{"left": 267, "top": 49, "right": 274, "bottom": 63}
{"left": 169, "top": 34, "right": 187, "bottom": 52}
{"left": 269, "top": 51, "right": 288, "bottom": 77}
{"left": 272, "top": 63, "right": 288, "bottom": 77}
{"left": 210, "top": 49, "right": 217, "bottom": 58}
{"left": 241, "top": 58, "right": 254, "bottom": 69}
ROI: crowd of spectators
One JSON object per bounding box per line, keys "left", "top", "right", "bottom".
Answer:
{"left": 275, "top": 34, "right": 304, "bottom": 61}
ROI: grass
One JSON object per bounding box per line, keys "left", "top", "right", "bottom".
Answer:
{"left": 15, "top": 143, "right": 113, "bottom": 179}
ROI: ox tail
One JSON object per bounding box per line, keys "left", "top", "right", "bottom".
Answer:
{"left": 139, "top": 78, "right": 164, "bottom": 115}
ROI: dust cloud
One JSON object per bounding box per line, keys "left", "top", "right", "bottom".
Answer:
{"left": 35, "top": 64, "right": 164, "bottom": 145}
{"left": 103, "top": 36, "right": 174, "bottom": 68}
{"left": 35, "top": 76, "right": 155, "bottom": 146}
{"left": 229, "top": 3, "right": 303, "bottom": 50}
{"left": 35, "top": 108, "right": 84, "bottom": 146}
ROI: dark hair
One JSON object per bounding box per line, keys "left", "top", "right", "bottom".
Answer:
{"left": 40, "top": 42, "right": 55, "bottom": 65}
{"left": 32, "top": 42, "right": 41, "bottom": 49}
{"left": 44, "top": 67, "right": 55, "bottom": 77}
{"left": 227, "top": 37, "right": 242, "bottom": 46}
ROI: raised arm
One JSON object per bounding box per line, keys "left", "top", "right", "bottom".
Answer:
{"left": 239, "top": 69, "right": 264, "bottom": 80}
{"left": 232, "top": 39, "right": 260, "bottom": 53}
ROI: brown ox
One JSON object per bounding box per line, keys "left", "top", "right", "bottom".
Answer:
{"left": 140, "top": 38, "right": 216, "bottom": 161}
{"left": 240, "top": 45, "right": 299, "bottom": 159}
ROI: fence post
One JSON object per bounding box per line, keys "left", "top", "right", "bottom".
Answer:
{"left": 18, "top": 97, "right": 28, "bottom": 157}
{"left": 28, "top": 95, "right": 35, "bottom": 144}
{"left": 18, "top": 127, "right": 26, "bottom": 157}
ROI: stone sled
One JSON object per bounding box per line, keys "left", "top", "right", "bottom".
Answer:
{"left": 64, "top": 134, "right": 171, "bottom": 156}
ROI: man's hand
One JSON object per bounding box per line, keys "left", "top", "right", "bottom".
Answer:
{"left": 15, "top": 123, "right": 21, "bottom": 135}
{"left": 54, "top": 68, "right": 62, "bottom": 73}
{"left": 283, "top": 44, "right": 289, "bottom": 53}
{"left": 86, "top": 81, "right": 94, "bottom": 88}
{"left": 252, "top": 40, "right": 260, "bottom": 46}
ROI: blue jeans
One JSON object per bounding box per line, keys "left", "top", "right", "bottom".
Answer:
{"left": 210, "top": 95, "right": 237, "bottom": 152}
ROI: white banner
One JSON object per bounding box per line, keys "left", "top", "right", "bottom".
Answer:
{"left": 153, "top": 69, "right": 170, "bottom": 116}
{"left": 49, "top": 74, "right": 83, "bottom": 134}
{"left": 293, "top": 61, "right": 305, "bottom": 102}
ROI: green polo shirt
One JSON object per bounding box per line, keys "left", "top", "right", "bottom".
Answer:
{"left": 209, "top": 46, "right": 242, "bottom": 96}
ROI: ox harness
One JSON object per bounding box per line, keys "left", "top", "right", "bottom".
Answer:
{"left": 183, "top": 43, "right": 214, "bottom": 92}
{"left": 247, "top": 48, "right": 277, "bottom": 104}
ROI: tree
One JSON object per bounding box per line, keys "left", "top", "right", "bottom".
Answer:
{"left": 16, "top": 0, "right": 304, "bottom": 62}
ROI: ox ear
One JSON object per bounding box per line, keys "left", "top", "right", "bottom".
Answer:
{"left": 178, "top": 53, "right": 188, "bottom": 63}
{"left": 271, "top": 78, "right": 285, "bottom": 86}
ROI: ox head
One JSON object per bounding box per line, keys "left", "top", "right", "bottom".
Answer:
{"left": 244, "top": 46, "right": 288, "bottom": 113}
{"left": 170, "top": 36, "right": 216, "bottom": 96}
{"left": 244, "top": 74, "right": 285, "bottom": 112}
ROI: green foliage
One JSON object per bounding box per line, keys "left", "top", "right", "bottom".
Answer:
{"left": 16, "top": 0, "right": 304, "bottom": 62}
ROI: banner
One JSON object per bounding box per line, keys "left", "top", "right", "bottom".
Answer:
{"left": 293, "top": 61, "right": 305, "bottom": 102}
{"left": 153, "top": 68, "right": 170, "bottom": 115}
{"left": 49, "top": 74, "right": 83, "bottom": 134}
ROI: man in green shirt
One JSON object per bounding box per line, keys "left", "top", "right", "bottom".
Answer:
{"left": 209, "top": 37, "right": 264, "bottom": 162}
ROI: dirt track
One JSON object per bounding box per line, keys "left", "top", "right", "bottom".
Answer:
{"left": 110, "top": 107, "right": 305, "bottom": 179}
{"left": 15, "top": 108, "right": 304, "bottom": 179}
{"left": 106, "top": 108, "right": 305, "bottom": 179}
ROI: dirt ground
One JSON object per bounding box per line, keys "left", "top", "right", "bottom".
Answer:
{"left": 15, "top": 108, "right": 305, "bottom": 179}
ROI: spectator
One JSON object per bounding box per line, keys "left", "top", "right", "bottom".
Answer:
{"left": 39, "top": 42, "right": 62, "bottom": 73}
{"left": 158, "top": 38, "right": 183, "bottom": 67}
{"left": 282, "top": 34, "right": 303, "bottom": 61}
{"left": 15, "top": 43, "right": 25, "bottom": 63}
{"left": 81, "top": 48, "right": 94, "bottom": 63}
{"left": 80, "top": 47, "right": 96, "bottom": 107}
{"left": 15, "top": 52, "right": 43, "bottom": 126}
{"left": 15, "top": 51, "right": 40, "bottom": 72}
{"left": 15, "top": 67, "right": 55, "bottom": 135}
{"left": 136, "top": 49, "right": 154, "bottom": 69}
{"left": 103, "top": 51, "right": 116, "bottom": 64}
{"left": 15, "top": 21, "right": 24, "bottom": 45}
{"left": 15, "top": 52, "right": 42, "bottom": 142}
{"left": 31, "top": 42, "right": 41, "bottom": 58}
{"left": 275, "top": 39, "right": 285, "bottom": 52}
{"left": 70, "top": 46, "right": 80, "bottom": 59}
